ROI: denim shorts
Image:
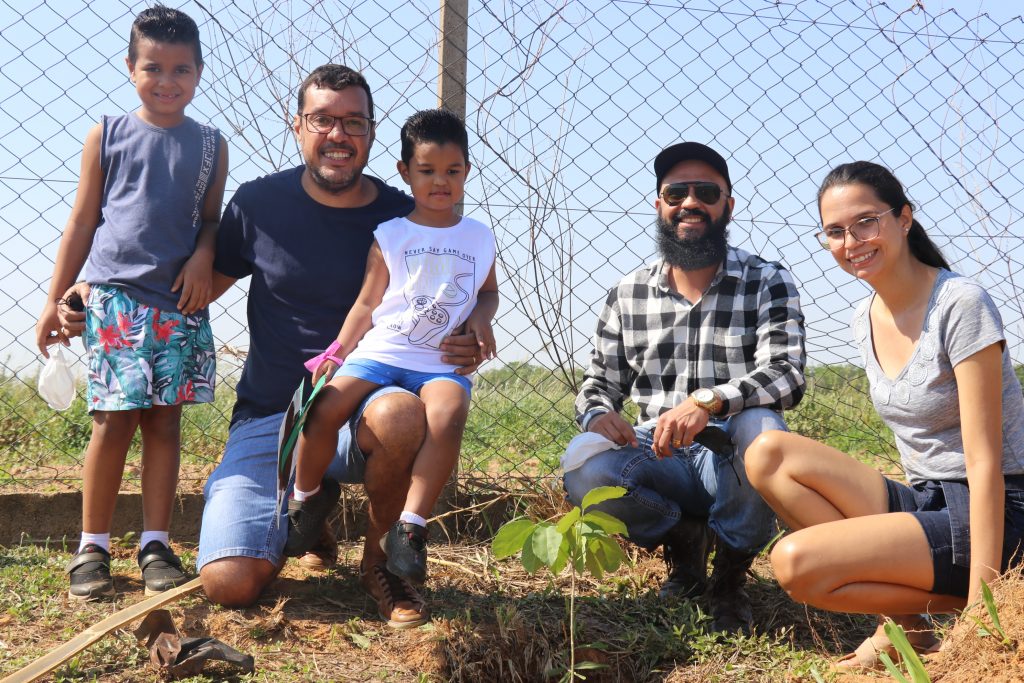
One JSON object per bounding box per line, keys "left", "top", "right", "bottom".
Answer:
{"left": 886, "top": 474, "right": 1024, "bottom": 597}
{"left": 197, "top": 385, "right": 413, "bottom": 571}
{"left": 339, "top": 357, "right": 472, "bottom": 396}
{"left": 84, "top": 284, "right": 215, "bottom": 411}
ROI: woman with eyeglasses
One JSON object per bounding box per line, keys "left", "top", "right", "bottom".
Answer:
{"left": 744, "top": 160, "right": 1024, "bottom": 669}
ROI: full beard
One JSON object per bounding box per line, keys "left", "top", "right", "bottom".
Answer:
{"left": 656, "top": 206, "right": 731, "bottom": 270}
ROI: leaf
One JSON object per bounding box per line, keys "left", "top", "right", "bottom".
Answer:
{"left": 582, "top": 485, "right": 627, "bottom": 511}
{"left": 555, "top": 507, "right": 582, "bottom": 534}
{"left": 882, "top": 620, "right": 931, "bottom": 683}
{"left": 582, "top": 510, "right": 628, "bottom": 536}
{"left": 591, "top": 536, "right": 626, "bottom": 573}
{"left": 572, "top": 546, "right": 587, "bottom": 573}
{"left": 550, "top": 543, "right": 569, "bottom": 575}
{"left": 980, "top": 580, "right": 1008, "bottom": 641}
{"left": 348, "top": 632, "right": 371, "bottom": 649}
{"left": 969, "top": 614, "right": 996, "bottom": 638}
{"left": 531, "top": 523, "right": 565, "bottom": 567}
{"left": 492, "top": 518, "right": 537, "bottom": 559}
{"left": 878, "top": 651, "right": 910, "bottom": 683}
{"left": 574, "top": 661, "right": 608, "bottom": 671}
{"left": 584, "top": 547, "right": 605, "bottom": 579}
{"left": 521, "top": 530, "right": 542, "bottom": 574}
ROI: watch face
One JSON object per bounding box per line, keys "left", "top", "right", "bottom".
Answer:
{"left": 695, "top": 388, "right": 714, "bottom": 402}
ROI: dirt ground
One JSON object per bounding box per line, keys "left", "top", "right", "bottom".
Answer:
{"left": 1, "top": 539, "right": 885, "bottom": 682}
{"left": 5, "top": 524, "right": 1024, "bottom": 681}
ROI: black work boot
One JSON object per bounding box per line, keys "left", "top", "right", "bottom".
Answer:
{"left": 708, "top": 543, "right": 756, "bottom": 635}
{"left": 658, "top": 517, "right": 713, "bottom": 600}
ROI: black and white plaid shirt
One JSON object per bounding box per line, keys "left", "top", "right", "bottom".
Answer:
{"left": 576, "top": 246, "right": 806, "bottom": 427}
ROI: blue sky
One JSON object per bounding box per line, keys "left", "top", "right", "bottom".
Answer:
{"left": 0, "top": 0, "right": 1021, "bottom": 379}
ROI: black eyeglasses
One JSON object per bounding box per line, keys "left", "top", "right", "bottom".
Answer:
{"left": 814, "top": 207, "right": 898, "bottom": 250}
{"left": 301, "top": 113, "right": 374, "bottom": 136}
{"left": 659, "top": 182, "right": 724, "bottom": 206}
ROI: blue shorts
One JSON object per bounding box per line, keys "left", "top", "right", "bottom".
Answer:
{"left": 338, "top": 357, "right": 472, "bottom": 396}
{"left": 84, "top": 284, "right": 215, "bottom": 411}
{"left": 197, "top": 385, "right": 414, "bottom": 571}
{"left": 886, "top": 474, "right": 1024, "bottom": 597}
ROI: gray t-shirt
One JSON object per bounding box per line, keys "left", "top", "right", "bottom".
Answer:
{"left": 853, "top": 269, "right": 1024, "bottom": 484}
{"left": 83, "top": 113, "right": 221, "bottom": 311}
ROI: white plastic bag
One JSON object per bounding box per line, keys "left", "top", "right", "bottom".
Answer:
{"left": 38, "top": 346, "right": 76, "bottom": 411}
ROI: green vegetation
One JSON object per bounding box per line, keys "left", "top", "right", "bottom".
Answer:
{"left": 493, "top": 485, "right": 629, "bottom": 681}
{"left": 17, "top": 358, "right": 1024, "bottom": 484}
{"left": 969, "top": 579, "right": 1012, "bottom": 646}
{"left": 878, "top": 619, "right": 931, "bottom": 683}
{"left": 0, "top": 362, "right": 921, "bottom": 487}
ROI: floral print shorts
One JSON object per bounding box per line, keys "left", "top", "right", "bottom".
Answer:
{"left": 84, "top": 284, "right": 216, "bottom": 411}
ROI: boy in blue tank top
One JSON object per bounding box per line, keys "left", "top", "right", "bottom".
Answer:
{"left": 33, "top": 5, "right": 229, "bottom": 601}
{"left": 286, "top": 109, "right": 499, "bottom": 597}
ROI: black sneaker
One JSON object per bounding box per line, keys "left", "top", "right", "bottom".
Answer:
{"left": 381, "top": 521, "right": 428, "bottom": 584}
{"left": 284, "top": 478, "right": 341, "bottom": 557}
{"left": 658, "top": 517, "right": 713, "bottom": 600}
{"left": 138, "top": 541, "right": 188, "bottom": 596}
{"left": 67, "top": 543, "right": 115, "bottom": 601}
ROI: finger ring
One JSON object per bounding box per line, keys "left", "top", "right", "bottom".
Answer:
{"left": 672, "top": 438, "right": 682, "bottom": 448}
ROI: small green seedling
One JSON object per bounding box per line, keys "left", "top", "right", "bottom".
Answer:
{"left": 492, "top": 485, "right": 628, "bottom": 681}
{"left": 968, "top": 579, "right": 1012, "bottom": 647}
{"left": 878, "top": 619, "right": 931, "bottom": 683}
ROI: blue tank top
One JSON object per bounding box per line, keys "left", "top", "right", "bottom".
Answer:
{"left": 83, "top": 113, "right": 220, "bottom": 312}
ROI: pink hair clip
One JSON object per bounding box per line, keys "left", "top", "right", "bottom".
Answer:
{"left": 303, "top": 340, "right": 344, "bottom": 374}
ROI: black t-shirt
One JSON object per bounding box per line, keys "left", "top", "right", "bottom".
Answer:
{"left": 214, "top": 167, "right": 414, "bottom": 424}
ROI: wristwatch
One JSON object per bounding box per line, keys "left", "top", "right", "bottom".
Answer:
{"left": 689, "top": 387, "right": 723, "bottom": 415}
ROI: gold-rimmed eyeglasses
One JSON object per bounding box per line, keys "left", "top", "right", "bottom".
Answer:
{"left": 814, "top": 206, "right": 899, "bottom": 250}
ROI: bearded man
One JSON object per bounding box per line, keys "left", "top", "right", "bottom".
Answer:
{"left": 562, "top": 142, "right": 806, "bottom": 634}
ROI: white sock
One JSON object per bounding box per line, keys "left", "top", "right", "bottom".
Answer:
{"left": 399, "top": 511, "right": 427, "bottom": 528}
{"left": 79, "top": 532, "right": 110, "bottom": 553}
{"left": 140, "top": 530, "right": 170, "bottom": 550}
{"left": 293, "top": 484, "right": 321, "bottom": 502}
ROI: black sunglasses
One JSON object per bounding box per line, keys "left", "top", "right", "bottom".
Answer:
{"left": 660, "top": 181, "right": 724, "bottom": 206}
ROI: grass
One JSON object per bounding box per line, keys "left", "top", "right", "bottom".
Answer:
{"left": 2, "top": 360, "right": 910, "bottom": 490}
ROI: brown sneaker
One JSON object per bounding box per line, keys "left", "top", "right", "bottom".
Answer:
{"left": 297, "top": 522, "right": 338, "bottom": 571}
{"left": 708, "top": 543, "right": 756, "bottom": 635}
{"left": 360, "top": 562, "right": 430, "bottom": 629}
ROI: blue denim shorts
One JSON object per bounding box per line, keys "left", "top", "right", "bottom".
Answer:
{"left": 886, "top": 474, "right": 1024, "bottom": 597}
{"left": 338, "top": 357, "right": 472, "bottom": 396}
{"left": 197, "top": 385, "right": 413, "bottom": 571}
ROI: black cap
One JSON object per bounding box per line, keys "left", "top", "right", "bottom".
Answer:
{"left": 653, "top": 142, "right": 731, "bottom": 194}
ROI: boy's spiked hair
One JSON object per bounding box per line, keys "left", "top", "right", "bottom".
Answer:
{"left": 129, "top": 4, "right": 203, "bottom": 66}
{"left": 400, "top": 108, "right": 469, "bottom": 165}
{"left": 297, "top": 64, "right": 374, "bottom": 120}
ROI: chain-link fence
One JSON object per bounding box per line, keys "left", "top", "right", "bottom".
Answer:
{"left": 1, "top": 0, "right": 1022, "bottom": 492}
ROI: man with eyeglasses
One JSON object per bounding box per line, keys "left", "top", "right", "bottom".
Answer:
{"left": 192, "top": 64, "right": 480, "bottom": 625}
{"left": 563, "top": 142, "right": 806, "bottom": 634}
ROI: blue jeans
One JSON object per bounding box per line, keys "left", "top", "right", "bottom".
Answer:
{"left": 197, "top": 386, "right": 413, "bottom": 571}
{"left": 562, "top": 408, "right": 786, "bottom": 555}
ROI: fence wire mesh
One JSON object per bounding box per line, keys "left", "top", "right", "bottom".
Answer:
{"left": 1, "top": 0, "right": 1022, "bottom": 491}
